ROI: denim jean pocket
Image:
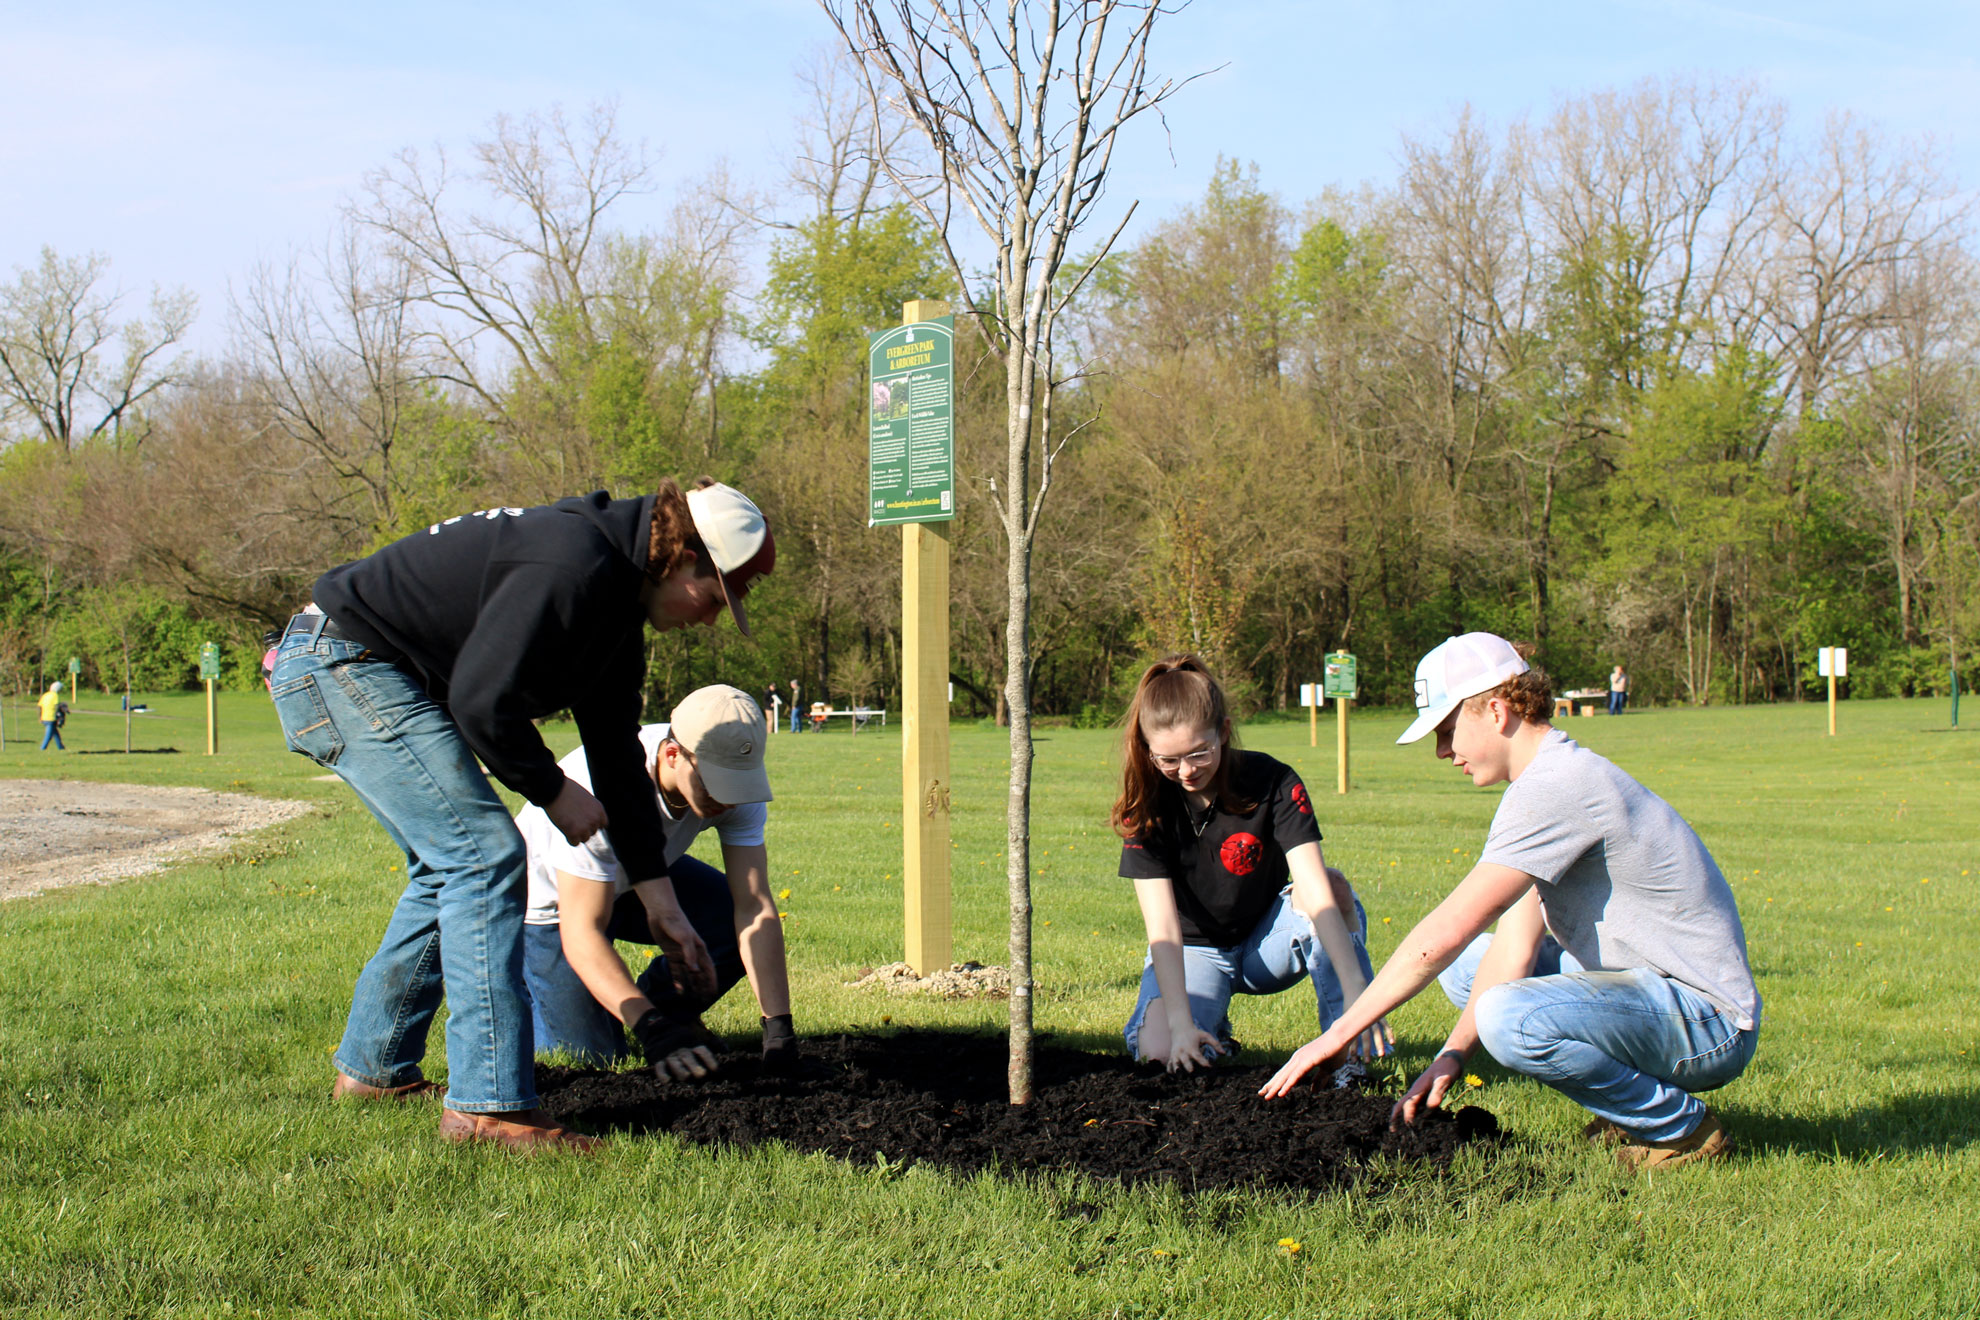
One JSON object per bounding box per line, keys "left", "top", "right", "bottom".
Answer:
{"left": 270, "top": 673, "right": 345, "bottom": 767}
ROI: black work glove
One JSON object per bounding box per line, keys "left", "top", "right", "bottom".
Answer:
{"left": 760, "top": 1014, "right": 799, "bottom": 1074}
{"left": 632, "top": 1009, "right": 719, "bottom": 1081}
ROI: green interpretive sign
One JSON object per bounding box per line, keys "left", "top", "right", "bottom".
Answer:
{"left": 199, "top": 642, "right": 222, "bottom": 682}
{"left": 1323, "top": 652, "right": 1358, "bottom": 700}
{"left": 868, "top": 316, "right": 955, "bottom": 526}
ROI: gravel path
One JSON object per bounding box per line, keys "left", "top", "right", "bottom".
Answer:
{"left": 0, "top": 779, "right": 313, "bottom": 901}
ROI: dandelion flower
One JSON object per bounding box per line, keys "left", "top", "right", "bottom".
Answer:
{"left": 1149, "top": 1249, "right": 1172, "bottom": 1258}
{"left": 1465, "top": 1074, "right": 1483, "bottom": 1089}
{"left": 1277, "top": 1238, "right": 1302, "bottom": 1255}
{"left": 1383, "top": 917, "right": 1392, "bottom": 924}
{"left": 779, "top": 887, "right": 792, "bottom": 900}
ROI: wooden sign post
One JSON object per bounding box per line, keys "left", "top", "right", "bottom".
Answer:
{"left": 1324, "top": 652, "right": 1357, "bottom": 795}
{"left": 1819, "top": 646, "right": 1847, "bottom": 737}
{"left": 873, "top": 299, "right": 956, "bottom": 973}
{"left": 1302, "top": 682, "right": 1319, "bottom": 747}
{"left": 199, "top": 642, "right": 221, "bottom": 755}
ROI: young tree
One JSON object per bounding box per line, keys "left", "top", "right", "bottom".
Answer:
{"left": 819, "top": 0, "right": 1193, "bottom": 1103}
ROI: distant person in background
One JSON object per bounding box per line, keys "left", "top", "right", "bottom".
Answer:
{"left": 788, "top": 678, "right": 802, "bottom": 733}
{"left": 1608, "top": 664, "right": 1629, "bottom": 715}
{"left": 762, "top": 685, "right": 780, "bottom": 735}
{"left": 37, "top": 681, "right": 66, "bottom": 751}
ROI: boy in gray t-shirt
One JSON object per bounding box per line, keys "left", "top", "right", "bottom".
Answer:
{"left": 1263, "top": 633, "right": 1759, "bottom": 1172}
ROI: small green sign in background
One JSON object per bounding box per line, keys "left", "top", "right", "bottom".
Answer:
{"left": 868, "top": 316, "right": 955, "bottom": 526}
{"left": 1324, "top": 652, "right": 1358, "bottom": 699}
{"left": 199, "top": 643, "right": 221, "bottom": 682}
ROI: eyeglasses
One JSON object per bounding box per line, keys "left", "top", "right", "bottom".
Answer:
{"left": 1150, "top": 748, "right": 1218, "bottom": 771}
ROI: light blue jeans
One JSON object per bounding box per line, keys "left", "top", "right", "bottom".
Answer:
{"left": 1440, "top": 934, "right": 1758, "bottom": 1142}
{"left": 1124, "top": 889, "right": 1374, "bottom": 1058}
{"left": 269, "top": 618, "right": 536, "bottom": 1114}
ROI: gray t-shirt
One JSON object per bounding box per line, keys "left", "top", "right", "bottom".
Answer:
{"left": 1481, "top": 729, "right": 1759, "bottom": 1029}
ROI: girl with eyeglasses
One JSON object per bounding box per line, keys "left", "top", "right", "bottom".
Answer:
{"left": 1113, "top": 655, "right": 1393, "bottom": 1071}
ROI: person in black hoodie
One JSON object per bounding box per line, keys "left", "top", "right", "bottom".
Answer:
{"left": 268, "top": 477, "right": 773, "bottom": 1150}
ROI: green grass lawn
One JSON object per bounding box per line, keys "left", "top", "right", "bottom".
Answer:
{"left": 2, "top": 690, "right": 1976, "bottom": 1317}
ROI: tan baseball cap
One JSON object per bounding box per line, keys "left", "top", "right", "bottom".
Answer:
{"left": 685, "top": 482, "right": 775, "bottom": 639}
{"left": 669, "top": 685, "right": 773, "bottom": 805}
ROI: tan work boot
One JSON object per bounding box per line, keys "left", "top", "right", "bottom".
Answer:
{"left": 1583, "top": 1115, "right": 1629, "bottom": 1147}
{"left": 1616, "top": 1109, "right": 1730, "bottom": 1172}
{"left": 438, "top": 1107, "right": 603, "bottom": 1153}
{"left": 332, "top": 1072, "right": 441, "bottom": 1102}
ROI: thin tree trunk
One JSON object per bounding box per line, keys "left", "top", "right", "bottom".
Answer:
{"left": 1006, "top": 351, "right": 1036, "bottom": 1108}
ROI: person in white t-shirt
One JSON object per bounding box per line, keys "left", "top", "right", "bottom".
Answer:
{"left": 516, "top": 685, "right": 795, "bottom": 1079}
{"left": 1262, "top": 633, "right": 1759, "bottom": 1172}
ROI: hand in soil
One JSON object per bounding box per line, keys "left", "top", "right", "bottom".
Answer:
{"left": 1390, "top": 1051, "right": 1465, "bottom": 1129}
{"left": 1257, "top": 1030, "right": 1350, "bottom": 1099}
{"left": 760, "top": 1014, "right": 798, "bottom": 1074}
{"left": 633, "top": 1011, "right": 720, "bottom": 1081}
{"left": 1162, "top": 1025, "right": 1224, "bottom": 1073}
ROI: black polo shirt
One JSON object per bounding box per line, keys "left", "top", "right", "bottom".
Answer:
{"left": 1118, "top": 749, "right": 1322, "bottom": 946}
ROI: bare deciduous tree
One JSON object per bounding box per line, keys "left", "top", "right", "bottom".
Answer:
{"left": 0, "top": 248, "right": 195, "bottom": 450}
{"left": 820, "top": 0, "right": 1194, "bottom": 1103}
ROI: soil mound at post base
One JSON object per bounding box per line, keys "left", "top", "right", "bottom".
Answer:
{"left": 538, "top": 1030, "right": 1501, "bottom": 1194}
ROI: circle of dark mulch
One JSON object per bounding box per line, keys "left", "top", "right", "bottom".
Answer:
{"left": 537, "top": 1030, "right": 1501, "bottom": 1195}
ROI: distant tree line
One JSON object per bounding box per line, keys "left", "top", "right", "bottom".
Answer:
{"left": 2, "top": 76, "right": 1975, "bottom": 715}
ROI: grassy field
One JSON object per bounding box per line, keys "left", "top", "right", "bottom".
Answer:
{"left": 2, "top": 688, "right": 1976, "bottom": 1317}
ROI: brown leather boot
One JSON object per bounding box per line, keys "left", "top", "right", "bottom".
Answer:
{"left": 332, "top": 1072, "right": 441, "bottom": 1102}
{"left": 1615, "top": 1109, "right": 1731, "bottom": 1172}
{"left": 438, "top": 1107, "right": 603, "bottom": 1153}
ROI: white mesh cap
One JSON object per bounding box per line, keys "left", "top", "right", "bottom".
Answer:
{"left": 1396, "top": 633, "right": 1530, "bottom": 745}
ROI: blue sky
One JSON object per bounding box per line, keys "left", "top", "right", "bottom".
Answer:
{"left": 5, "top": 1, "right": 1976, "bottom": 353}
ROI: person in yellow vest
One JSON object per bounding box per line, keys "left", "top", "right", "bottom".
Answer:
{"left": 38, "top": 681, "right": 68, "bottom": 751}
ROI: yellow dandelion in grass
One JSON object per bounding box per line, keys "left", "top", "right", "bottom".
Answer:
{"left": 1465, "top": 1074, "right": 1483, "bottom": 1089}
{"left": 1277, "top": 1238, "right": 1302, "bottom": 1256}
{"left": 1084, "top": 1118, "right": 1100, "bottom": 1127}
{"left": 779, "top": 887, "right": 791, "bottom": 900}
{"left": 1885, "top": 906, "right": 1893, "bottom": 912}
{"left": 833, "top": 885, "right": 842, "bottom": 892}
{"left": 1149, "top": 1248, "right": 1172, "bottom": 1258}
{"left": 1383, "top": 917, "right": 1393, "bottom": 925}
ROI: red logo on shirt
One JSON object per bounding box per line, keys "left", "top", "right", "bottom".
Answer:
{"left": 1291, "top": 782, "right": 1311, "bottom": 815}
{"left": 1220, "top": 832, "right": 1263, "bottom": 876}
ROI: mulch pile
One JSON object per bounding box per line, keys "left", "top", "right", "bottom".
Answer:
{"left": 538, "top": 1030, "right": 1501, "bottom": 1194}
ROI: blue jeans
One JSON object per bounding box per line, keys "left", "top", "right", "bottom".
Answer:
{"left": 1123, "top": 889, "right": 1375, "bottom": 1058}
{"left": 1608, "top": 690, "right": 1626, "bottom": 715}
{"left": 269, "top": 618, "right": 536, "bottom": 1114}
{"left": 39, "top": 721, "right": 62, "bottom": 750}
{"left": 1440, "top": 933, "right": 1758, "bottom": 1141}
{"left": 789, "top": 703, "right": 801, "bottom": 733}
{"left": 522, "top": 852, "right": 747, "bottom": 1064}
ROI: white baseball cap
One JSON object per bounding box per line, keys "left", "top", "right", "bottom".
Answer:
{"left": 1396, "top": 633, "right": 1530, "bottom": 745}
{"left": 669, "top": 685, "right": 773, "bottom": 806}
{"left": 684, "top": 483, "right": 775, "bottom": 639}
{"left": 51, "top": 681, "right": 62, "bottom": 691}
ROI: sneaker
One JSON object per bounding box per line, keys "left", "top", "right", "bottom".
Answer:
{"left": 1616, "top": 1109, "right": 1730, "bottom": 1172}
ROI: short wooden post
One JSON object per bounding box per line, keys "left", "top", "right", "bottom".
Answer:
{"left": 1309, "top": 683, "right": 1318, "bottom": 748}
{"left": 205, "top": 679, "right": 218, "bottom": 755}
{"left": 1336, "top": 695, "right": 1350, "bottom": 795}
{"left": 899, "top": 297, "right": 953, "bottom": 975}
{"left": 1828, "top": 670, "right": 1837, "bottom": 737}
